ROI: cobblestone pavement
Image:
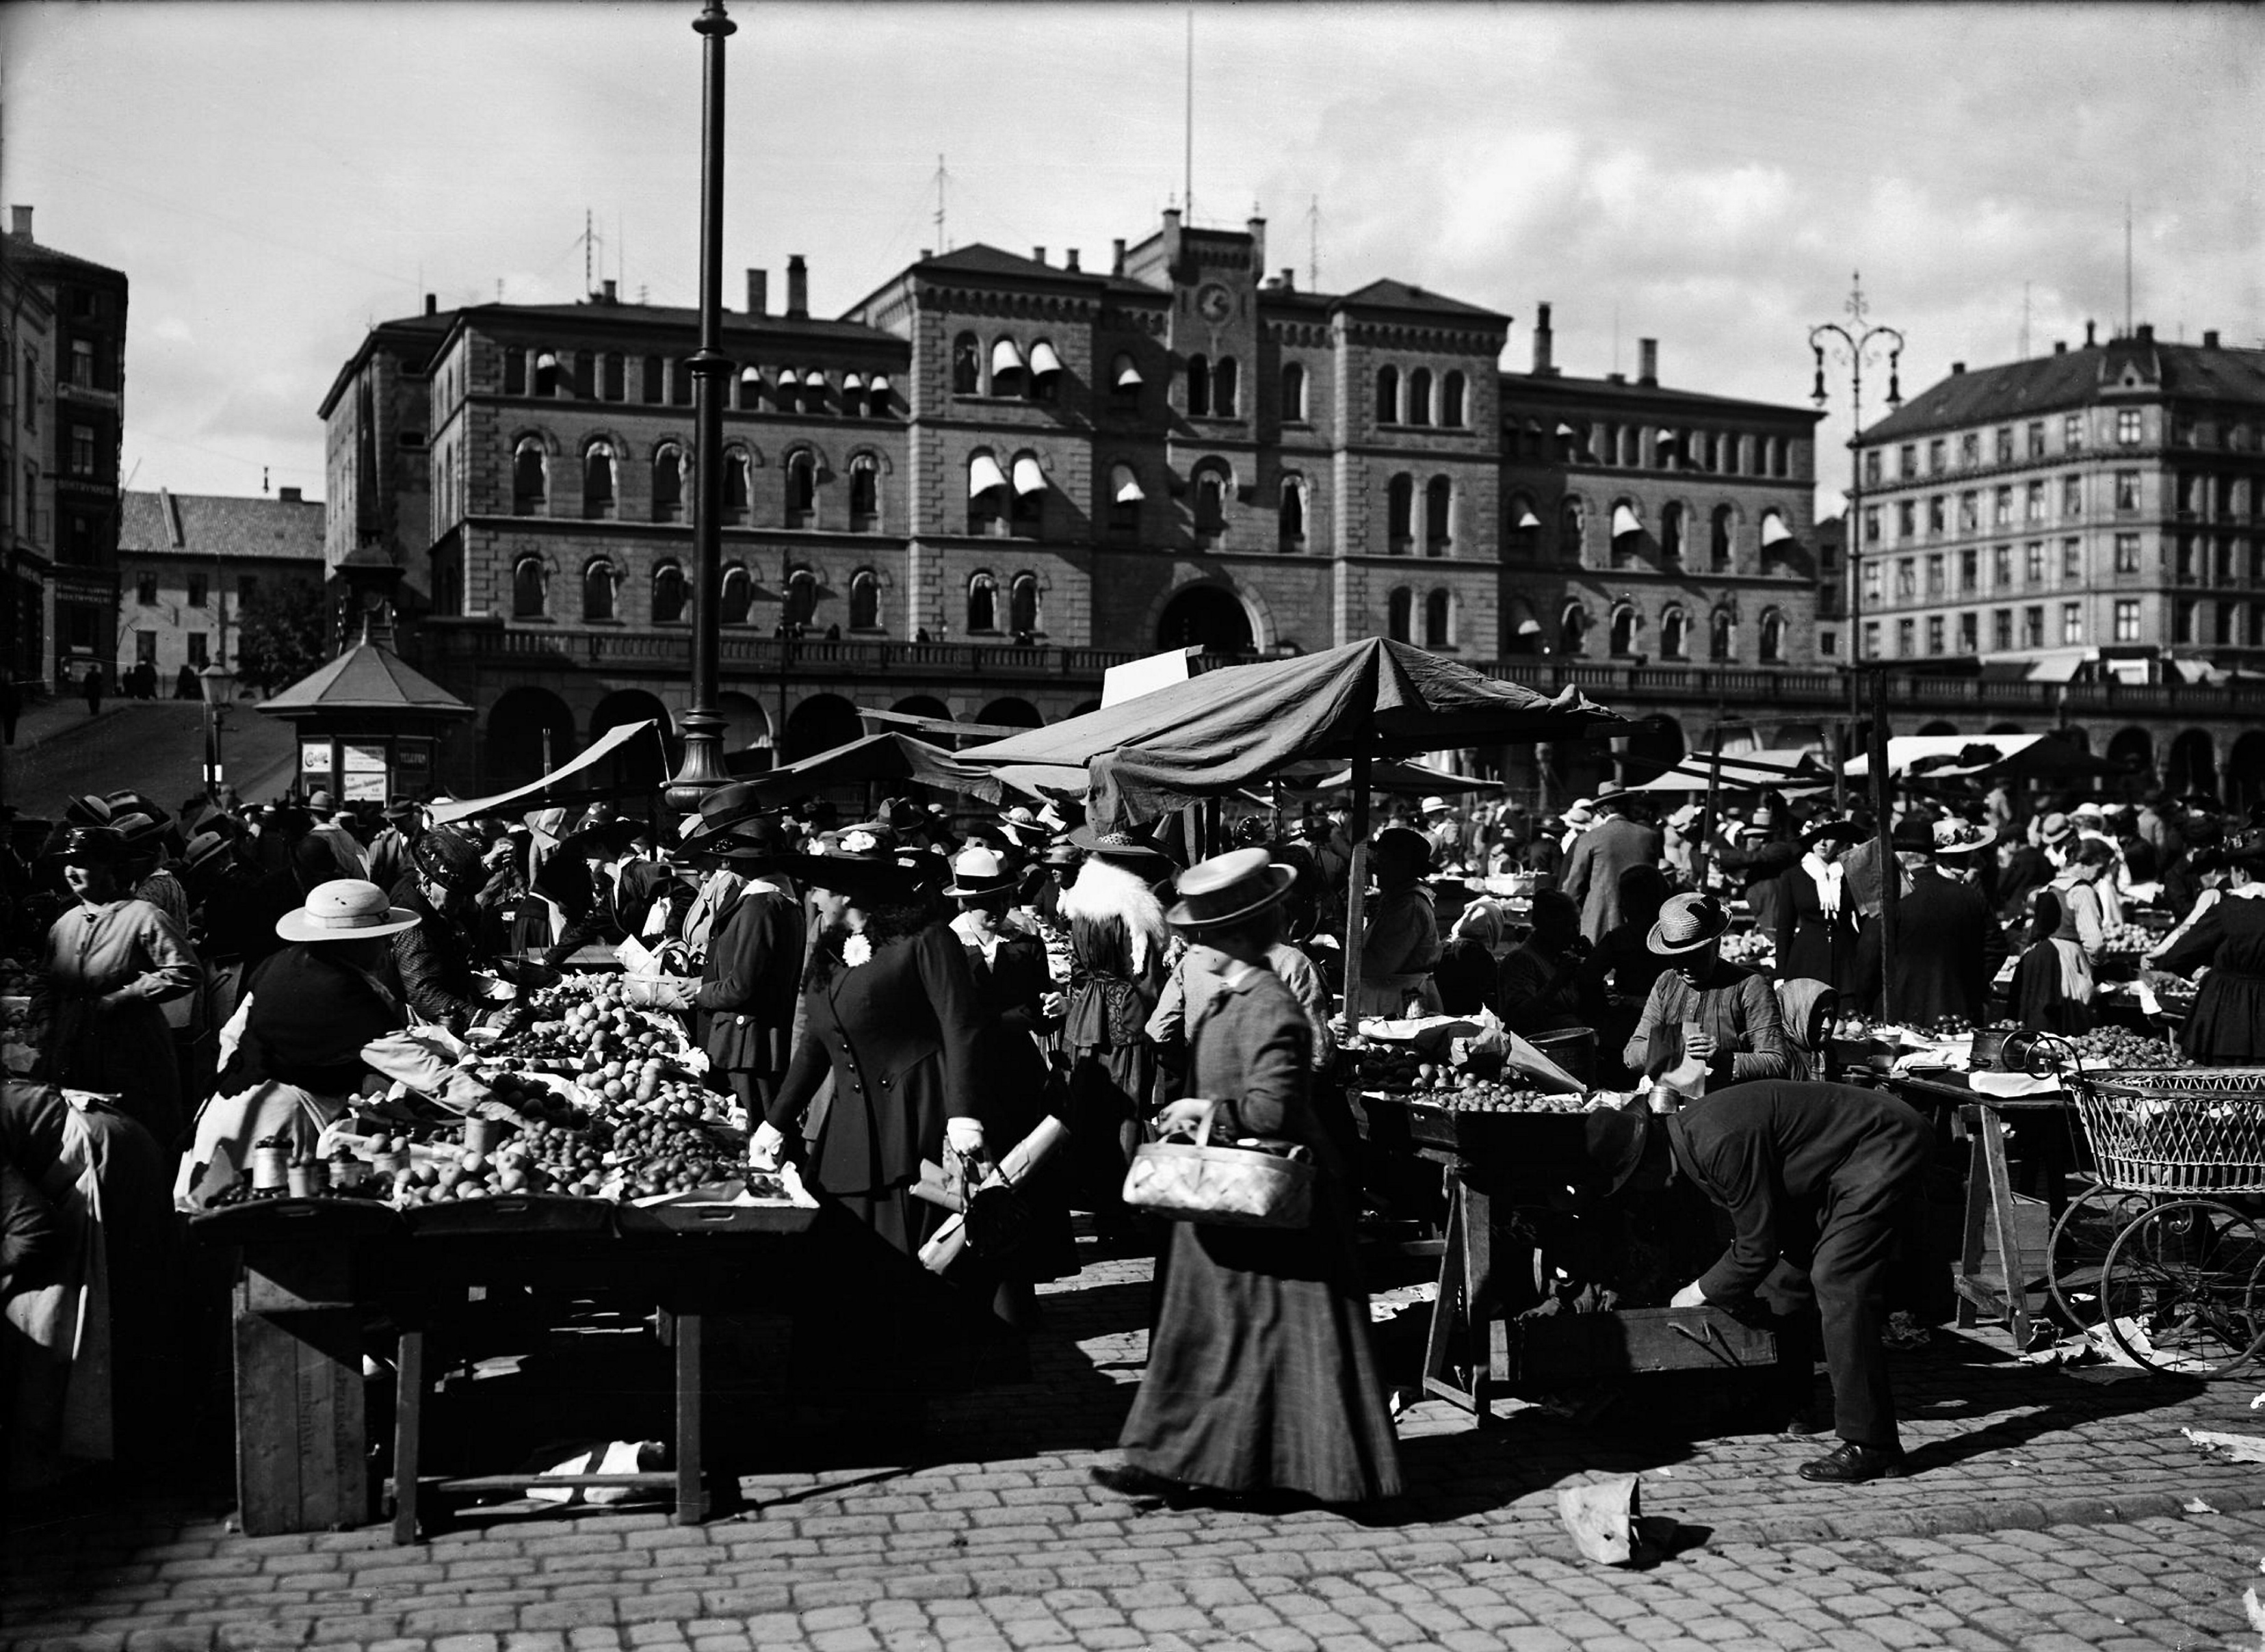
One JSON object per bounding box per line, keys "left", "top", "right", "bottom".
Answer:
{"left": 12, "top": 1248, "right": 2265, "bottom": 1651}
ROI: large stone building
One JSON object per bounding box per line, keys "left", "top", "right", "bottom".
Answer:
{"left": 320, "top": 211, "right": 1833, "bottom": 798}
{"left": 1, "top": 244, "right": 55, "bottom": 692}
{"left": 3, "top": 204, "right": 129, "bottom": 692}
{"left": 1854, "top": 323, "right": 2265, "bottom": 796}
{"left": 116, "top": 487, "right": 326, "bottom": 685}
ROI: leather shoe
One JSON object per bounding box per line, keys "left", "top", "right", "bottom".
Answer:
{"left": 1796, "top": 1441, "right": 1909, "bottom": 1483}
{"left": 1088, "top": 1463, "right": 1183, "bottom": 1499}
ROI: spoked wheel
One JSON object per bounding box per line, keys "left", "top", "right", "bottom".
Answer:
{"left": 2047, "top": 1181, "right": 2158, "bottom": 1328}
{"left": 2097, "top": 1198, "right": 2265, "bottom": 1378}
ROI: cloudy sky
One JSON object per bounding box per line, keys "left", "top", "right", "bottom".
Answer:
{"left": 5, "top": 3, "right": 2260, "bottom": 513}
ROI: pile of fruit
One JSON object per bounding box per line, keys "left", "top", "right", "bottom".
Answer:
{"left": 1719, "top": 930, "right": 1776, "bottom": 969}
{"left": 2069, "top": 1027, "right": 2195, "bottom": 1070}
{"left": 1350, "top": 1047, "right": 1438, "bottom": 1090}
{"left": 2098, "top": 920, "right": 2160, "bottom": 956}
{"left": 1406, "top": 1084, "right": 1591, "bottom": 1114}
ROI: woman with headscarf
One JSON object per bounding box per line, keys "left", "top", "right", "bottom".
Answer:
{"left": 2008, "top": 889, "right": 2096, "bottom": 1036}
{"left": 1772, "top": 978, "right": 1842, "bottom": 1083}
{"left": 33, "top": 826, "right": 199, "bottom": 1149}
{"left": 1431, "top": 897, "right": 1508, "bottom": 1017}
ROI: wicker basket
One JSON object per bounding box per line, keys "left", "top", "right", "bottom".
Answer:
{"left": 2068, "top": 1067, "right": 2265, "bottom": 1195}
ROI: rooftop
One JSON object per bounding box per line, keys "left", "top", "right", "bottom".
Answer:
{"left": 257, "top": 639, "right": 473, "bottom": 718}
{"left": 1862, "top": 331, "right": 2265, "bottom": 443}
{"left": 117, "top": 488, "right": 325, "bottom": 563}
{"left": 1498, "top": 368, "right": 1822, "bottom": 424}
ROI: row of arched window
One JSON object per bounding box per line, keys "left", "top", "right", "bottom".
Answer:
{"left": 1386, "top": 474, "right": 1457, "bottom": 555}
{"left": 953, "top": 334, "right": 1066, "bottom": 404}
{"left": 1565, "top": 421, "right": 1792, "bottom": 477}
{"left": 505, "top": 556, "right": 1041, "bottom": 639}
{"left": 1547, "top": 599, "right": 1788, "bottom": 663}
{"left": 1384, "top": 587, "right": 1460, "bottom": 650}
{"left": 502, "top": 346, "right": 894, "bottom": 419}
{"left": 1528, "top": 495, "right": 1791, "bottom": 568}
{"left": 511, "top": 438, "right": 881, "bottom": 530}
{"left": 1375, "top": 366, "right": 1469, "bottom": 430}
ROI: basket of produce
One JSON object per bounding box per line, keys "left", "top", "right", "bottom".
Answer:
{"left": 2067, "top": 1067, "right": 2265, "bottom": 1195}
{"left": 1364, "top": 1086, "right": 1595, "bottom": 1171}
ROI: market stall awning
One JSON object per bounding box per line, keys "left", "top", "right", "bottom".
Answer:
{"left": 256, "top": 640, "right": 475, "bottom": 720}
{"left": 1627, "top": 748, "right": 1834, "bottom": 793}
{"left": 740, "top": 731, "right": 1020, "bottom": 806}
{"left": 960, "top": 636, "right": 1624, "bottom": 830}
{"left": 967, "top": 452, "right": 1008, "bottom": 497}
{"left": 427, "top": 720, "right": 664, "bottom": 825}
{"left": 1842, "top": 733, "right": 2119, "bottom": 782}
{"left": 1012, "top": 455, "right": 1047, "bottom": 496}
{"left": 991, "top": 338, "right": 1025, "bottom": 377}
{"left": 1283, "top": 758, "right": 1503, "bottom": 797}
{"left": 1029, "top": 340, "right": 1064, "bottom": 378}
{"left": 1611, "top": 504, "right": 1642, "bottom": 538}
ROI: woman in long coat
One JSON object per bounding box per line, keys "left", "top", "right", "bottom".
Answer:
{"left": 755, "top": 826, "right": 983, "bottom": 1258}
{"left": 1095, "top": 848, "right": 1401, "bottom": 1508}
{"left": 34, "top": 827, "right": 198, "bottom": 1149}
{"left": 1773, "top": 819, "right": 1865, "bottom": 994}
{"left": 2149, "top": 843, "right": 2265, "bottom": 1063}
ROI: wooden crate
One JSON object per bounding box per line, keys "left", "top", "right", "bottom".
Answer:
{"left": 1502, "top": 1305, "right": 1778, "bottom": 1390}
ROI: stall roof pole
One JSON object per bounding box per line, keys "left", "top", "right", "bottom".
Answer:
{"left": 1340, "top": 753, "right": 1372, "bottom": 1032}
{"left": 1695, "top": 722, "right": 1723, "bottom": 890}
{"left": 1868, "top": 668, "right": 1898, "bottom": 1023}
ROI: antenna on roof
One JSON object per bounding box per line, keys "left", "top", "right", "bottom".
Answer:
{"left": 2124, "top": 197, "right": 2134, "bottom": 336}
{"left": 1307, "top": 194, "right": 1320, "bottom": 291}
{"left": 933, "top": 155, "right": 950, "bottom": 252}
{"left": 261, "top": 466, "right": 270, "bottom": 496}
{"left": 2019, "top": 280, "right": 2031, "bottom": 360}
{"left": 1183, "top": 8, "right": 1194, "bottom": 224}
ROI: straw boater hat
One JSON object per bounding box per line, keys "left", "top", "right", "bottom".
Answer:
{"left": 2038, "top": 811, "right": 2075, "bottom": 848}
{"left": 1562, "top": 798, "right": 1597, "bottom": 829}
{"left": 1164, "top": 848, "right": 1296, "bottom": 932}
{"left": 1646, "top": 892, "right": 1731, "bottom": 957}
{"left": 945, "top": 843, "right": 1019, "bottom": 900}
{"left": 276, "top": 879, "right": 421, "bottom": 944}
{"left": 1041, "top": 837, "right": 1082, "bottom": 868}
{"left": 1420, "top": 795, "right": 1453, "bottom": 816}
{"left": 1066, "top": 824, "right": 1170, "bottom": 867}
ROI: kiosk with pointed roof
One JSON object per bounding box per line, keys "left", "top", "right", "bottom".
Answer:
{"left": 257, "top": 631, "right": 473, "bottom": 803}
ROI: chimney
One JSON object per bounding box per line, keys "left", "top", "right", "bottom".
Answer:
{"left": 424, "top": 293, "right": 437, "bottom": 316}
{"left": 1532, "top": 301, "right": 1555, "bottom": 376}
{"left": 2204, "top": 329, "right": 2221, "bottom": 349}
{"left": 1280, "top": 267, "right": 1294, "bottom": 291}
{"left": 1032, "top": 247, "right": 1047, "bottom": 267}
{"left": 8, "top": 205, "right": 29, "bottom": 239}
{"left": 278, "top": 486, "right": 303, "bottom": 503}
{"left": 785, "top": 255, "right": 808, "bottom": 319}
{"left": 1064, "top": 248, "right": 1081, "bottom": 272}
{"left": 1950, "top": 362, "right": 1965, "bottom": 375}
{"left": 601, "top": 278, "right": 616, "bottom": 304}
{"left": 2136, "top": 322, "right": 2155, "bottom": 343}
{"left": 746, "top": 268, "right": 767, "bottom": 317}
{"left": 1247, "top": 215, "right": 1266, "bottom": 275}
{"left": 2085, "top": 319, "right": 2097, "bottom": 347}
{"left": 2054, "top": 340, "right": 2067, "bottom": 354}
{"left": 919, "top": 249, "right": 932, "bottom": 262}
{"left": 1112, "top": 239, "right": 1127, "bottom": 276}
{"left": 1638, "top": 337, "right": 1658, "bottom": 386}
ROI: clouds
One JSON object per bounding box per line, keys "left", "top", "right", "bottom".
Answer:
{"left": 1, "top": 2, "right": 2256, "bottom": 506}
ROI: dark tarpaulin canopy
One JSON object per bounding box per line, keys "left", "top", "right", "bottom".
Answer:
{"left": 741, "top": 731, "right": 1022, "bottom": 806}
{"left": 960, "top": 638, "right": 1623, "bottom": 830}
{"left": 1279, "top": 757, "right": 1503, "bottom": 797}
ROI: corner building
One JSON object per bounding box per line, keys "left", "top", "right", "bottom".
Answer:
{"left": 321, "top": 211, "right": 1821, "bottom": 795}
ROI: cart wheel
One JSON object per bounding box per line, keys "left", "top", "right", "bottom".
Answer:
{"left": 2097, "top": 1198, "right": 2265, "bottom": 1379}
{"left": 2047, "top": 1181, "right": 2156, "bottom": 1328}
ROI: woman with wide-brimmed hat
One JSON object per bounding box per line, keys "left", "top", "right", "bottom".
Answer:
{"left": 752, "top": 824, "right": 986, "bottom": 1258}
{"left": 32, "top": 826, "right": 200, "bottom": 1147}
{"left": 1623, "top": 892, "right": 1791, "bottom": 1088}
{"left": 1092, "top": 848, "right": 1401, "bottom": 1509}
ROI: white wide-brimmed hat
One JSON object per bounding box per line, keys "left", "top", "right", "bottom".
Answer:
{"left": 945, "top": 843, "right": 1019, "bottom": 898}
{"left": 277, "top": 878, "right": 421, "bottom": 944}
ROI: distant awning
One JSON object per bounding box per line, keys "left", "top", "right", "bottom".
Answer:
{"left": 841, "top": 371, "right": 865, "bottom": 391}
{"left": 1760, "top": 513, "right": 1793, "bottom": 546}
{"left": 802, "top": 369, "right": 824, "bottom": 389}
{"left": 1517, "top": 510, "right": 1541, "bottom": 530}
{"left": 1113, "top": 353, "right": 1142, "bottom": 388}
{"left": 968, "top": 453, "right": 1008, "bottom": 497}
{"left": 1112, "top": 467, "right": 1145, "bottom": 503}
{"left": 1516, "top": 618, "right": 1543, "bottom": 635}
{"left": 1012, "top": 456, "right": 1047, "bottom": 497}
{"left": 427, "top": 720, "right": 662, "bottom": 827}
{"left": 738, "top": 365, "right": 763, "bottom": 383}
{"left": 1611, "top": 504, "right": 1642, "bottom": 538}
{"left": 776, "top": 367, "right": 800, "bottom": 386}
{"left": 1555, "top": 422, "right": 1579, "bottom": 438}
{"left": 869, "top": 374, "right": 891, "bottom": 395}
{"left": 1030, "top": 341, "right": 1064, "bottom": 377}
{"left": 991, "top": 338, "right": 1026, "bottom": 376}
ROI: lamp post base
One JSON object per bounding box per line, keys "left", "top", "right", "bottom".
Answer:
{"left": 663, "top": 707, "right": 730, "bottom": 815}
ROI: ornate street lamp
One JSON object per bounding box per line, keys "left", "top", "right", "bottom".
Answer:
{"left": 664, "top": 0, "right": 737, "bottom": 814}
{"left": 198, "top": 660, "right": 238, "bottom": 802}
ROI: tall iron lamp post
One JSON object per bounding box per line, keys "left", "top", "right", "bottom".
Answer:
{"left": 198, "top": 661, "right": 237, "bottom": 805}
{"left": 664, "top": 0, "right": 737, "bottom": 814}
{"left": 1809, "top": 275, "right": 1904, "bottom": 1012}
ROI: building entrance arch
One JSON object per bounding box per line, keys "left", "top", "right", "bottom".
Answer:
{"left": 1157, "top": 585, "right": 1253, "bottom": 657}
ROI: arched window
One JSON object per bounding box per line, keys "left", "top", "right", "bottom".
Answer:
{"left": 967, "top": 572, "right": 999, "bottom": 633}
{"left": 1759, "top": 607, "right": 1786, "bottom": 663}
{"left": 1441, "top": 371, "right": 1466, "bottom": 428}
{"left": 720, "top": 565, "right": 752, "bottom": 626}
{"left": 1108, "top": 463, "right": 1143, "bottom": 537}
{"left": 848, "top": 455, "right": 879, "bottom": 531}
{"left": 1560, "top": 601, "right": 1590, "bottom": 656}
{"left": 512, "top": 438, "right": 546, "bottom": 515}
{"left": 1558, "top": 497, "right": 1585, "bottom": 564}
{"left": 1619, "top": 426, "right": 1640, "bottom": 467}
{"left": 601, "top": 352, "right": 625, "bottom": 401}
{"left": 1186, "top": 354, "right": 1212, "bottom": 418}
{"left": 1212, "top": 356, "right": 1239, "bottom": 417}
{"left": 581, "top": 441, "right": 614, "bottom": 519}
{"left": 1387, "top": 473, "right": 1415, "bottom": 554}
{"left": 1028, "top": 340, "right": 1062, "bottom": 404}
{"left": 1192, "top": 464, "right": 1227, "bottom": 542}
{"left": 1504, "top": 598, "right": 1542, "bottom": 655}
{"left": 641, "top": 354, "right": 664, "bottom": 404}
{"left": 1424, "top": 588, "right": 1453, "bottom": 648}
{"left": 1281, "top": 362, "right": 1307, "bottom": 423}
{"left": 1387, "top": 587, "right": 1414, "bottom": 643}
{"left": 1770, "top": 436, "right": 1789, "bottom": 478}
{"left": 651, "top": 444, "right": 684, "bottom": 523}
{"left": 1110, "top": 352, "right": 1142, "bottom": 406}
{"left": 1711, "top": 503, "right": 1736, "bottom": 569}
{"left": 952, "top": 333, "right": 980, "bottom": 395}
{"left": 721, "top": 447, "right": 748, "bottom": 523}
{"left": 533, "top": 350, "right": 559, "bottom": 397}
{"left": 990, "top": 339, "right": 1025, "bottom": 399}
{"left": 1008, "top": 451, "right": 1045, "bottom": 537}
{"left": 1407, "top": 367, "right": 1433, "bottom": 428}
{"left": 1009, "top": 573, "right": 1040, "bottom": 637}
{"left": 968, "top": 450, "right": 1006, "bottom": 535}
{"left": 1595, "top": 422, "right": 1616, "bottom": 466}
{"left": 783, "top": 567, "right": 817, "bottom": 629}
{"left": 796, "top": 370, "right": 825, "bottom": 417}
{"left": 1279, "top": 476, "right": 1306, "bottom": 552}
{"left": 1608, "top": 603, "right": 1638, "bottom": 658}
{"left": 1376, "top": 365, "right": 1400, "bottom": 425}
{"left": 1710, "top": 608, "right": 1735, "bottom": 661}
{"left": 866, "top": 375, "right": 893, "bottom": 419}
{"left": 848, "top": 569, "right": 880, "bottom": 631}
{"left": 1508, "top": 493, "right": 1541, "bottom": 551}
{"left": 783, "top": 449, "right": 816, "bottom": 527}
{"left": 581, "top": 560, "right": 616, "bottom": 622}
{"left": 737, "top": 365, "right": 763, "bottom": 412}
{"left": 512, "top": 555, "right": 547, "bottom": 619}
{"left": 1660, "top": 606, "right": 1690, "bottom": 661}
{"left": 1660, "top": 500, "right": 1686, "bottom": 562}
{"left": 1425, "top": 476, "right": 1452, "bottom": 556}
{"left": 651, "top": 562, "right": 687, "bottom": 625}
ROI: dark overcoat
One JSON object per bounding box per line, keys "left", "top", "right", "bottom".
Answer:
{"left": 693, "top": 883, "right": 805, "bottom": 1079}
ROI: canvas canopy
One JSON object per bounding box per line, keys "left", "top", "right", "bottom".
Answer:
{"left": 960, "top": 637, "right": 1621, "bottom": 830}
{"left": 1842, "top": 733, "right": 2117, "bottom": 781}
{"left": 427, "top": 720, "right": 662, "bottom": 826}
{"left": 1281, "top": 758, "right": 1502, "bottom": 796}
{"left": 1627, "top": 748, "right": 1834, "bottom": 794}
{"left": 741, "top": 732, "right": 1023, "bottom": 806}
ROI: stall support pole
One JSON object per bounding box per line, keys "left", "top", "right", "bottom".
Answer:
{"left": 1340, "top": 754, "right": 1372, "bottom": 1027}
{"left": 1695, "top": 723, "right": 1724, "bottom": 890}
{"left": 1868, "top": 668, "right": 1898, "bottom": 1023}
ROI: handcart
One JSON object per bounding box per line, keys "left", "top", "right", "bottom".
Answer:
{"left": 2044, "top": 1065, "right": 2265, "bottom": 1378}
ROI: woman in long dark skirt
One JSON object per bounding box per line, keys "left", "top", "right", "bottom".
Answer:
{"left": 2148, "top": 841, "right": 2265, "bottom": 1063}
{"left": 1056, "top": 833, "right": 1170, "bottom": 1244}
{"left": 1092, "top": 848, "right": 1401, "bottom": 1508}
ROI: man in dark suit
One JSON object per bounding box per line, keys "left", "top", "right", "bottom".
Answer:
{"left": 1586, "top": 1079, "right": 1933, "bottom": 1482}
{"left": 1560, "top": 784, "right": 1664, "bottom": 945}
{"left": 684, "top": 815, "right": 805, "bottom": 1116}
{"left": 1852, "top": 817, "right": 2009, "bottom": 1025}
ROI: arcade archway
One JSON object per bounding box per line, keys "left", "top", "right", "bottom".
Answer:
{"left": 1157, "top": 585, "right": 1253, "bottom": 656}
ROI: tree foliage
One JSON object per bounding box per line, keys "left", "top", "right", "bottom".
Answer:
{"left": 233, "top": 580, "right": 331, "bottom": 695}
